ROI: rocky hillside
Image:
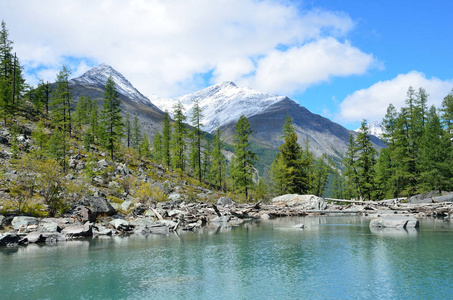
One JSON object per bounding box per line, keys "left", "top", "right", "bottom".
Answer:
{"left": 69, "top": 64, "right": 165, "bottom": 140}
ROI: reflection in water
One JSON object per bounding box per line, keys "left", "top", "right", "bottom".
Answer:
{"left": 1, "top": 217, "right": 452, "bottom": 299}
{"left": 370, "top": 227, "right": 419, "bottom": 237}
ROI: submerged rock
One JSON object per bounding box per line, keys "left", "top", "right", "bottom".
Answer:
{"left": 369, "top": 215, "right": 419, "bottom": 229}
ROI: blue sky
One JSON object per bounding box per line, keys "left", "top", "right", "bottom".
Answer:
{"left": 1, "top": 0, "right": 452, "bottom": 129}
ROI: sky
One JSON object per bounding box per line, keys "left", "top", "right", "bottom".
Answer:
{"left": 1, "top": 0, "right": 453, "bottom": 129}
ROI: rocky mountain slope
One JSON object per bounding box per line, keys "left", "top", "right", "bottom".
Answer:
{"left": 69, "top": 64, "right": 165, "bottom": 139}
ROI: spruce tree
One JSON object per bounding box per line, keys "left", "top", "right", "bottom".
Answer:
{"left": 231, "top": 115, "right": 257, "bottom": 199}
{"left": 124, "top": 112, "right": 131, "bottom": 148}
{"left": 343, "top": 133, "right": 361, "bottom": 199}
{"left": 100, "top": 76, "right": 123, "bottom": 160}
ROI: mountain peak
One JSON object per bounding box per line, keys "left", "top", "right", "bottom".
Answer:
{"left": 71, "top": 64, "right": 152, "bottom": 107}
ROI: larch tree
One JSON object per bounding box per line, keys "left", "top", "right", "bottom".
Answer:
{"left": 171, "top": 101, "right": 187, "bottom": 172}
{"left": 100, "top": 76, "right": 123, "bottom": 160}
{"left": 162, "top": 111, "right": 172, "bottom": 166}
{"left": 231, "top": 114, "right": 257, "bottom": 199}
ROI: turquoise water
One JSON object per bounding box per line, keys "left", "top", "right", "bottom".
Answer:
{"left": 1, "top": 216, "right": 453, "bottom": 299}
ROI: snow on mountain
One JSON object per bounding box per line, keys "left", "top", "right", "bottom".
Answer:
{"left": 152, "top": 81, "right": 286, "bottom": 133}
{"left": 71, "top": 64, "right": 152, "bottom": 107}
{"left": 355, "top": 121, "right": 383, "bottom": 138}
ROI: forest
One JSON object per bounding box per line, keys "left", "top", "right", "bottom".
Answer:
{"left": 1, "top": 20, "right": 453, "bottom": 218}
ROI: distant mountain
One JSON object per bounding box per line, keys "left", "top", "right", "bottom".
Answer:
{"left": 69, "top": 64, "right": 165, "bottom": 138}
{"left": 354, "top": 121, "right": 383, "bottom": 138}
{"left": 152, "top": 81, "right": 385, "bottom": 160}
{"left": 152, "top": 81, "right": 286, "bottom": 133}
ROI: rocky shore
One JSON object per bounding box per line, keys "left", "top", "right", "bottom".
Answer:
{"left": 1, "top": 193, "right": 453, "bottom": 247}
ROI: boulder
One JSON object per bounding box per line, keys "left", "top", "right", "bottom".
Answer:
{"left": 23, "top": 232, "right": 46, "bottom": 244}
{"left": 121, "top": 200, "right": 133, "bottom": 211}
{"left": 71, "top": 206, "right": 96, "bottom": 223}
{"left": 109, "top": 219, "right": 131, "bottom": 231}
{"left": 211, "top": 216, "right": 231, "bottom": 223}
{"left": 11, "top": 216, "right": 39, "bottom": 230}
{"left": 129, "top": 218, "right": 154, "bottom": 228}
{"left": 272, "top": 194, "right": 327, "bottom": 210}
{"left": 39, "top": 221, "right": 61, "bottom": 233}
{"left": 168, "top": 193, "right": 184, "bottom": 203}
{"left": 369, "top": 215, "right": 419, "bottom": 229}
{"left": 97, "top": 159, "right": 110, "bottom": 169}
{"left": 79, "top": 196, "right": 116, "bottom": 216}
{"left": 217, "top": 197, "right": 234, "bottom": 206}
{"left": 42, "top": 232, "right": 67, "bottom": 243}
{"left": 0, "top": 233, "right": 20, "bottom": 246}
{"left": 61, "top": 223, "right": 93, "bottom": 237}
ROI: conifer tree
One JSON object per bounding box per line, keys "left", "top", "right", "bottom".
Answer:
{"left": 152, "top": 133, "right": 163, "bottom": 163}
{"left": 139, "top": 133, "right": 151, "bottom": 159}
{"left": 210, "top": 127, "right": 226, "bottom": 190}
{"left": 132, "top": 115, "right": 141, "bottom": 150}
{"left": 231, "top": 115, "right": 257, "bottom": 199}
{"left": 270, "top": 115, "right": 308, "bottom": 195}
{"left": 100, "top": 76, "right": 123, "bottom": 160}
{"left": 162, "top": 111, "right": 171, "bottom": 166}
{"left": 50, "top": 66, "right": 72, "bottom": 134}
{"left": 171, "top": 101, "right": 187, "bottom": 171}
{"left": 124, "top": 112, "right": 131, "bottom": 148}
{"left": 190, "top": 99, "right": 203, "bottom": 182}
{"left": 343, "top": 133, "right": 361, "bottom": 199}
{"left": 355, "top": 120, "right": 377, "bottom": 200}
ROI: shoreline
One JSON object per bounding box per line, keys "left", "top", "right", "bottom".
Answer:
{"left": 2, "top": 196, "right": 452, "bottom": 248}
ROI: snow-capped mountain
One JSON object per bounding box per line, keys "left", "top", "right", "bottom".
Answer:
{"left": 355, "top": 121, "right": 383, "bottom": 138}
{"left": 71, "top": 64, "right": 154, "bottom": 108}
{"left": 152, "top": 81, "right": 286, "bottom": 133}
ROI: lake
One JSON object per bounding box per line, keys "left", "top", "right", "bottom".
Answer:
{"left": 1, "top": 216, "right": 453, "bottom": 299}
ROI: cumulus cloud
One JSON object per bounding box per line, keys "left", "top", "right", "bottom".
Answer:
{"left": 1, "top": 0, "right": 374, "bottom": 96}
{"left": 337, "top": 71, "right": 453, "bottom": 123}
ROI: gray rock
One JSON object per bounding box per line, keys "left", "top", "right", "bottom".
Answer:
{"left": 293, "top": 224, "right": 306, "bottom": 229}
{"left": 0, "top": 233, "right": 20, "bottom": 246}
{"left": 121, "top": 200, "right": 133, "bottom": 211}
{"left": 168, "top": 193, "right": 184, "bottom": 202}
{"left": 272, "top": 194, "right": 327, "bottom": 210}
{"left": 61, "top": 223, "right": 93, "bottom": 237}
{"left": 108, "top": 181, "right": 120, "bottom": 189}
{"left": 0, "top": 215, "right": 5, "bottom": 229}
{"left": 156, "top": 220, "right": 177, "bottom": 228}
{"left": 217, "top": 197, "right": 234, "bottom": 206}
{"left": 79, "top": 196, "right": 116, "bottom": 216}
{"left": 24, "top": 232, "right": 46, "bottom": 243}
{"left": 97, "top": 159, "right": 110, "bottom": 169}
{"left": 129, "top": 218, "right": 154, "bottom": 227}
{"left": 39, "top": 221, "right": 61, "bottom": 233}
{"left": 369, "top": 215, "right": 419, "bottom": 229}
{"left": 110, "top": 219, "right": 131, "bottom": 230}
{"left": 70, "top": 206, "right": 96, "bottom": 223}
{"left": 211, "top": 216, "right": 231, "bottom": 223}
{"left": 11, "top": 216, "right": 39, "bottom": 230}
{"left": 0, "top": 135, "right": 9, "bottom": 145}
{"left": 42, "top": 232, "right": 67, "bottom": 243}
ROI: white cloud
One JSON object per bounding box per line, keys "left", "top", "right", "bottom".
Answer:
{"left": 241, "top": 38, "right": 376, "bottom": 94}
{"left": 1, "top": 0, "right": 373, "bottom": 96}
{"left": 337, "top": 71, "right": 453, "bottom": 123}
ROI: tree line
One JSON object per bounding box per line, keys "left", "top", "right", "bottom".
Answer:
{"left": 339, "top": 87, "right": 453, "bottom": 200}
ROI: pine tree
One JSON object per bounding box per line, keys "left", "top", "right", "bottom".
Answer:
{"left": 231, "top": 115, "right": 257, "bottom": 199}
{"left": 162, "top": 111, "right": 171, "bottom": 166}
{"left": 100, "top": 76, "right": 123, "bottom": 160}
{"left": 171, "top": 101, "right": 187, "bottom": 172}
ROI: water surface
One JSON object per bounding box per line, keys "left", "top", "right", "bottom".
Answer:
{"left": 1, "top": 216, "right": 452, "bottom": 299}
